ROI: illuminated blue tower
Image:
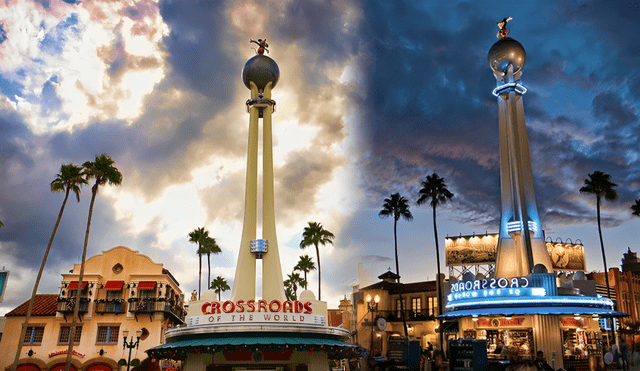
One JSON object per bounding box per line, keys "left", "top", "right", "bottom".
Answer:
{"left": 488, "top": 31, "right": 554, "bottom": 278}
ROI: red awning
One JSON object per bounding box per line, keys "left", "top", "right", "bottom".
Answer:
{"left": 67, "top": 281, "right": 88, "bottom": 290}
{"left": 138, "top": 281, "right": 157, "bottom": 290}
{"left": 103, "top": 280, "right": 124, "bottom": 290}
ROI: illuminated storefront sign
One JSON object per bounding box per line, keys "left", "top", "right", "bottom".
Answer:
{"left": 448, "top": 287, "right": 546, "bottom": 301}
{"left": 476, "top": 318, "right": 525, "bottom": 327}
{"left": 450, "top": 277, "right": 530, "bottom": 293}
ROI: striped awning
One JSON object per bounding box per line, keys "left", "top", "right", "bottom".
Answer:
{"left": 104, "top": 280, "right": 124, "bottom": 290}
{"left": 67, "top": 281, "right": 87, "bottom": 290}
{"left": 138, "top": 281, "right": 157, "bottom": 290}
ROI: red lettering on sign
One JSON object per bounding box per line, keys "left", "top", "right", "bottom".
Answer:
{"left": 236, "top": 300, "right": 245, "bottom": 312}
{"left": 258, "top": 299, "right": 268, "bottom": 312}
{"left": 283, "top": 300, "right": 294, "bottom": 313}
{"left": 269, "top": 299, "right": 282, "bottom": 312}
{"left": 201, "top": 302, "right": 211, "bottom": 314}
{"left": 303, "top": 301, "right": 312, "bottom": 314}
{"left": 222, "top": 301, "right": 235, "bottom": 313}
{"left": 294, "top": 301, "right": 304, "bottom": 313}
{"left": 211, "top": 302, "right": 221, "bottom": 314}
{"left": 247, "top": 299, "right": 255, "bottom": 312}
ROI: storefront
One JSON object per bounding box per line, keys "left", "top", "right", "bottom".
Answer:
{"left": 440, "top": 268, "right": 627, "bottom": 371}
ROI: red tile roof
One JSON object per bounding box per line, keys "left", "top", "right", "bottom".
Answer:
{"left": 6, "top": 294, "right": 59, "bottom": 317}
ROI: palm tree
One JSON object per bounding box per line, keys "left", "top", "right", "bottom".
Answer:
{"left": 379, "top": 192, "right": 413, "bottom": 340}
{"left": 294, "top": 255, "right": 316, "bottom": 290}
{"left": 284, "top": 272, "right": 306, "bottom": 301}
{"left": 417, "top": 173, "right": 454, "bottom": 351}
{"left": 210, "top": 276, "right": 230, "bottom": 301}
{"left": 632, "top": 199, "right": 640, "bottom": 217}
{"left": 188, "top": 227, "right": 210, "bottom": 299}
{"left": 65, "top": 154, "right": 122, "bottom": 371}
{"left": 300, "top": 222, "right": 334, "bottom": 301}
{"left": 203, "top": 237, "right": 221, "bottom": 290}
{"left": 0, "top": 220, "right": 3, "bottom": 227}
{"left": 12, "top": 164, "right": 87, "bottom": 371}
{"left": 580, "top": 170, "right": 618, "bottom": 343}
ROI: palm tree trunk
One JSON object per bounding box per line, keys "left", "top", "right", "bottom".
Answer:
{"left": 315, "top": 243, "right": 321, "bottom": 301}
{"left": 394, "top": 218, "right": 409, "bottom": 341}
{"left": 598, "top": 196, "right": 617, "bottom": 344}
{"left": 198, "top": 250, "right": 202, "bottom": 300}
{"left": 207, "top": 253, "right": 211, "bottom": 290}
{"left": 304, "top": 272, "right": 308, "bottom": 289}
{"left": 433, "top": 204, "right": 444, "bottom": 354}
{"left": 12, "top": 188, "right": 71, "bottom": 371}
{"left": 65, "top": 185, "right": 98, "bottom": 371}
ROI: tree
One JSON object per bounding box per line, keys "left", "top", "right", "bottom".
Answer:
{"left": 300, "top": 222, "right": 334, "bottom": 301}
{"left": 210, "top": 276, "right": 230, "bottom": 301}
{"left": 580, "top": 170, "right": 618, "bottom": 343}
{"left": 632, "top": 199, "right": 640, "bottom": 217}
{"left": 284, "top": 272, "right": 306, "bottom": 301}
{"left": 12, "top": 164, "right": 87, "bottom": 371}
{"left": 203, "top": 236, "right": 221, "bottom": 290}
{"left": 65, "top": 154, "right": 122, "bottom": 371}
{"left": 379, "top": 192, "right": 413, "bottom": 340}
{"left": 417, "top": 173, "right": 454, "bottom": 351}
{"left": 188, "top": 227, "right": 210, "bottom": 299}
{"left": 294, "top": 255, "right": 316, "bottom": 290}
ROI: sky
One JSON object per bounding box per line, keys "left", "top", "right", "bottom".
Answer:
{"left": 0, "top": 0, "right": 639, "bottom": 315}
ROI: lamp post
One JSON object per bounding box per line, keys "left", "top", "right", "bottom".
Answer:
{"left": 365, "top": 294, "right": 380, "bottom": 355}
{"left": 122, "top": 329, "right": 142, "bottom": 371}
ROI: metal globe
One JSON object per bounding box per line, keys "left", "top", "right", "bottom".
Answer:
{"left": 531, "top": 263, "right": 548, "bottom": 274}
{"left": 488, "top": 37, "right": 526, "bottom": 75}
{"left": 242, "top": 55, "right": 280, "bottom": 90}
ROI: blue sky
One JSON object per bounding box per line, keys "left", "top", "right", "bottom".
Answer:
{"left": 0, "top": 0, "right": 639, "bottom": 314}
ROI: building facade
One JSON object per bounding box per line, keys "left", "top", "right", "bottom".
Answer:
{"left": 353, "top": 271, "right": 438, "bottom": 360}
{"left": 1, "top": 246, "right": 185, "bottom": 371}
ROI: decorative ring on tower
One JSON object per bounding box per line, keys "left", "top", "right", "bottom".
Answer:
{"left": 492, "top": 81, "right": 527, "bottom": 97}
{"left": 245, "top": 98, "right": 276, "bottom": 113}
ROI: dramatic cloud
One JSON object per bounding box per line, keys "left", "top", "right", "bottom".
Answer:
{"left": 1, "top": 0, "right": 640, "bottom": 316}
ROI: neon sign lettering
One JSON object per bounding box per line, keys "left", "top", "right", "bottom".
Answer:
{"left": 450, "top": 277, "right": 529, "bottom": 293}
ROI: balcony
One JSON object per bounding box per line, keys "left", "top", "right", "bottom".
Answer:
{"left": 128, "top": 299, "right": 185, "bottom": 324}
{"left": 57, "top": 299, "right": 89, "bottom": 318}
{"left": 376, "top": 308, "right": 436, "bottom": 322}
{"left": 95, "top": 300, "right": 126, "bottom": 314}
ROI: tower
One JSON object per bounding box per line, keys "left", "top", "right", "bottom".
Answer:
{"left": 488, "top": 27, "right": 554, "bottom": 278}
{"left": 230, "top": 42, "right": 286, "bottom": 302}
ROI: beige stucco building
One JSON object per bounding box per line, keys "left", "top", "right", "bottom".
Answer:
{"left": 1, "top": 246, "right": 185, "bottom": 371}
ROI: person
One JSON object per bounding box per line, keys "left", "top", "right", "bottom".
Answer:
{"left": 620, "top": 340, "right": 629, "bottom": 371}
{"left": 494, "top": 340, "right": 504, "bottom": 355}
{"left": 535, "top": 351, "right": 555, "bottom": 371}
{"left": 432, "top": 349, "right": 446, "bottom": 371}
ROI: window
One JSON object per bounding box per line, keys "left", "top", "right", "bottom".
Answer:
{"left": 396, "top": 299, "right": 405, "bottom": 318}
{"left": 59, "top": 326, "right": 82, "bottom": 344}
{"left": 96, "top": 326, "right": 119, "bottom": 344}
{"left": 23, "top": 326, "right": 45, "bottom": 344}
{"left": 428, "top": 297, "right": 438, "bottom": 316}
{"left": 411, "top": 297, "right": 422, "bottom": 314}
{"left": 106, "top": 290, "right": 122, "bottom": 300}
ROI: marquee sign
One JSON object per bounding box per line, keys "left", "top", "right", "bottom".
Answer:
{"left": 448, "top": 287, "right": 546, "bottom": 301}
{"left": 191, "top": 299, "right": 325, "bottom": 326}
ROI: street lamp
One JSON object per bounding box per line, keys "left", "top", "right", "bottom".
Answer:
{"left": 122, "top": 329, "right": 143, "bottom": 371}
{"left": 366, "top": 294, "right": 380, "bottom": 355}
